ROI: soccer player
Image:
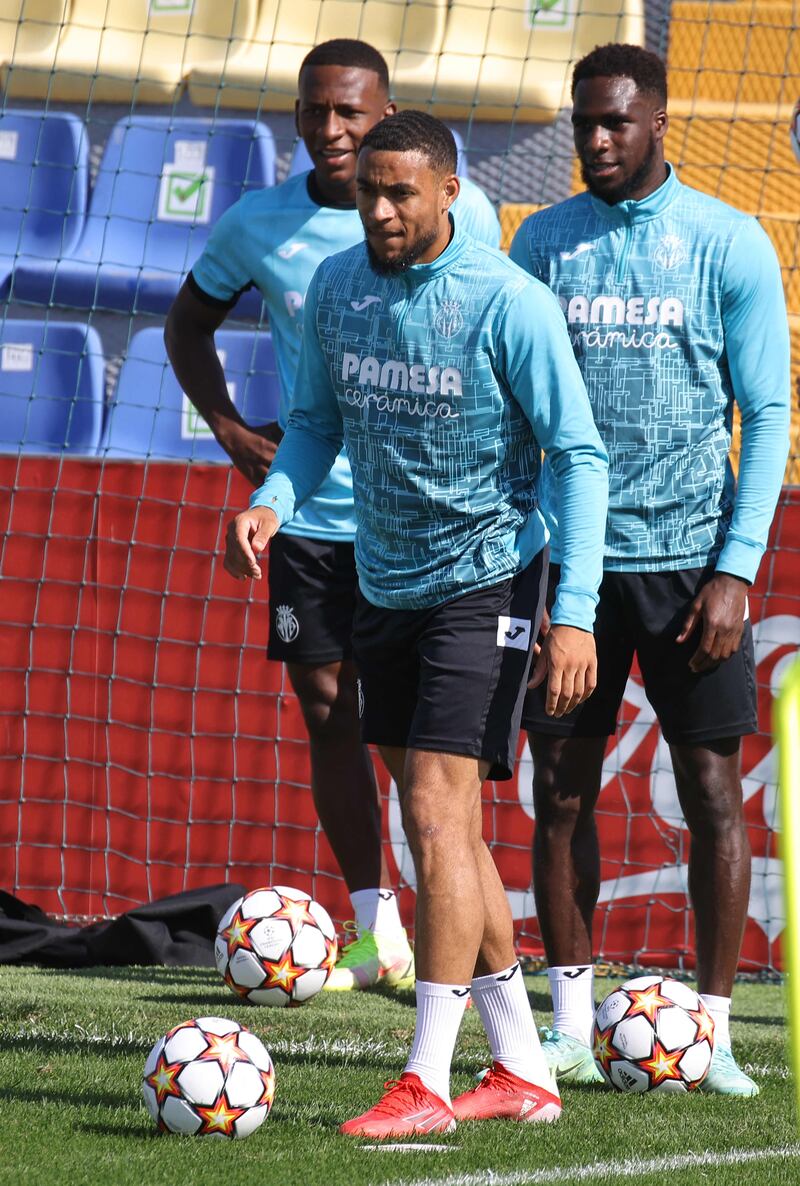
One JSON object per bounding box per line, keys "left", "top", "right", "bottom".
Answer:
{"left": 164, "top": 39, "right": 501, "bottom": 994}
{"left": 511, "top": 43, "right": 791, "bottom": 1095}
{"left": 224, "top": 110, "right": 609, "bottom": 1136}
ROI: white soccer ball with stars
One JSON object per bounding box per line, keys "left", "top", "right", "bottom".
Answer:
{"left": 790, "top": 99, "right": 800, "bottom": 164}
{"left": 142, "top": 1016, "right": 275, "bottom": 1137}
{"left": 215, "top": 885, "right": 338, "bottom": 1006}
{"left": 592, "top": 975, "right": 715, "bottom": 1093}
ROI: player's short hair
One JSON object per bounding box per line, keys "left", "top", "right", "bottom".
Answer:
{"left": 572, "top": 43, "right": 668, "bottom": 104}
{"left": 359, "top": 111, "right": 457, "bottom": 175}
{"left": 299, "top": 39, "right": 390, "bottom": 94}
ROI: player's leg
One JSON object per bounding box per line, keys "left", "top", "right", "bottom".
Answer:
{"left": 521, "top": 569, "right": 632, "bottom": 1085}
{"left": 342, "top": 552, "right": 559, "bottom": 1135}
{"left": 635, "top": 568, "right": 759, "bottom": 1096}
{"left": 267, "top": 533, "right": 412, "bottom": 991}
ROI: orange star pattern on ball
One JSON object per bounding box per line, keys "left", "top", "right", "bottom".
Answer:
{"left": 640, "top": 1038, "right": 685, "bottom": 1087}
{"left": 145, "top": 1053, "right": 183, "bottom": 1104}
{"left": 688, "top": 1005, "right": 715, "bottom": 1047}
{"left": 624, "top": 983, "right": 672, "bottom": 1024}
{"left": 272, "top": 893, "right": 317, "bottom": 937}
{"left": 198, "top": 1030, "right": 251, "bottom": 1073}
{"left": 265, "top": 951, "right": 305, "bottom": 993}
{"left": 222, "top": 911, "right": 258, "bottom": 953}
{"left": 593, "top": 1025, "right": 616, "bottom": 1074}
{"left": 196, "top": 1092, "right": 247, "bottom": 1137}
{"left": 321, "top": 936, "right": 338, "bottom": 974}
{"left": 258, "top": 1069, "right": 276, "bottom": 1110}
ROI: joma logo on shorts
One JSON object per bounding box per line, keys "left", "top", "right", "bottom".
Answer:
{"left": 341, "top": 352, "right": 463, "bottom": 397}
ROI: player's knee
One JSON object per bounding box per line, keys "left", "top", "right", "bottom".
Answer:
{"left": 401, "top": 787, "right": 467, "bottom": 859}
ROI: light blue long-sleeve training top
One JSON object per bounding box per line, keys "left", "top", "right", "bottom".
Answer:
{"left": 250, "top": 222, "right": 609, "bottom": 628}
{"left": 510, "top": 165, "right": 791, "bottom": 585}
{"left": 190, "top": 170, "right": 501, "bottom": 542}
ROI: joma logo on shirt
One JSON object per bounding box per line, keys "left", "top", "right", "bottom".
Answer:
{"left": 559, "top": 294, "right": 685, "bottom": 326}
{"left": 341, "top": 352, "right": 463, "bottom": 397}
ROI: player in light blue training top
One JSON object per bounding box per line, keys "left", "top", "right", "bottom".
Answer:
{"left": 511, "top": 43, "right": 791, "bottom": 1097}
{"left": 226, "top": 111, "right": 608, "bottom": 1137}
{"left": 165, "top": 41, "right": 498, "bottom": 997}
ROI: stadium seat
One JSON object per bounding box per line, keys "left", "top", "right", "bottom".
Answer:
{"left": 0, "top": 0, "right": 67, "bottom": 82}
{"left": 412, "top": 0, "right": 644, "bottom": 122}
{"left": 12, "top": 115, "right": 276, "bottom": 315}
{"left": 0, "top": 318, "right": 104, "bottom": 454}
{"left": 1, "top": 0, "right": 258, "bottom": 103}
{"left": 0, "top": 108, "right": 89, "bottom": 298}
{"left": 188, "top": 0, "right": 447, "bottom": 111}
{"left": 668, "top": 1, "right": 800, "bottom": 108}
{"left": 99, "top": 327, "right": 280, "bottom": 461}
{"left": 287, "top": 125, "right": 469, "bottom": 177}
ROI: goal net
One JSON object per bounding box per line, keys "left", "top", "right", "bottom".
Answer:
{"left": 1, "top": 0, "right": 798, "bottom": 973}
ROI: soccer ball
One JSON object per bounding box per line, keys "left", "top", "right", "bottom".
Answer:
{"left": 592, "top": 975, "right": 715, "bottom": 1093}
{"left": 215, "top": 885, "right": 338, "bottom": 1006}
{"left": 142, "top": 1016, "right": 275, "bottom": 1137}
{"left": 790, "top": 99, "right": 800, "bottom": 164}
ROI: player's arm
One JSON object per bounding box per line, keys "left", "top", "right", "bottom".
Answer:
{"left": 677, "top": 220, "right": 791, "bottom": 672}
{"left": 164, "top": 203, "right": 282, "bottom": 488}
{"left": 226, "top": 274, "right": 344, "bottom": 580}
{"left": 508, "top": 217, "right": 549, "bottom": 283}
{"left": 498, "top": 285, "right": 609, "bottom": 717}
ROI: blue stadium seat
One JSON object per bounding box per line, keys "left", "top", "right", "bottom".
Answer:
{"left": 13, "top": 116, "right": 276, "bottom": 315}
{"left": 287, "top": 127, "right": 469, "bottom": 178}
{"left": 0, "top": 109, "right": 88, "bottom": 298}
{"left": 99, "top": 327, "right": 280, "bottom": 461}
{"left": 0, "top": 319, "right": 104, "bottom": 454}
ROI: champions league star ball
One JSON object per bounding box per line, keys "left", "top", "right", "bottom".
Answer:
{"left": 592, "top": 976, "right": 715, "bottom": 1093}
{"left": 215, "top": 885, "right": 338, "bottom": 1006}
{"left": 790, "top": 100, "right": 800, "bottom": 164}
{"left": 142, "top": 1017, "right": 275, "bottom": 1137}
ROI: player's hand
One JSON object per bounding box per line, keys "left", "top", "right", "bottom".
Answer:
{"left": 218, "top": 421, "right": 284, "bottom": 487}
{"left": 676, "top": 571, "right": 749, "bottom": 673}
{"left": 528, "top": 623, "right": 597, "bottom": 717}
{"left": 224, "top": 507, "right": 279, "bottom": 581}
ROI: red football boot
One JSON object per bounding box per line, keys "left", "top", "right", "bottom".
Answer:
{"left": 339, "top": 1073, "right": 456, "bottom": 1138}
{"left": 452, "top": 1062, "right": 562, "bottom": 1122}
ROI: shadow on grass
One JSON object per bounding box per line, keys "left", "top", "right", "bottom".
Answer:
{"left": 79, "top": 1121, "right": 158, "bottom": 1139}
{"left": 0, "top": 1033, "right": 144, "bottom": 1059}
{"left": 735, "top": 1014, "right": 786, "bottom": 1027}
{"left": 19, "top": 967, "right": 217, "bottom": 987}
{"left": 0, "top": 1084, "right": 137, "bottom": 1110}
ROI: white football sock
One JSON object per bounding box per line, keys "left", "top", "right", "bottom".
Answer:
{"left": 350, "top": 888, "right": 406, "bottom": 940}
{"left": 404, "top": 979, "right": 470, "bottom": 1104}
{"left": 548, "top": 965, "right": 595, "bottom": 1046}
{"left": 700, "top": 993, "right": 732, "bottom": 1049}
{"left": 471, "top": 962, "right": 555, "bottom": 1091}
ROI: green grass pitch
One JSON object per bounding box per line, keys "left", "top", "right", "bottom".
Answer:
{"left": 0, "top": 964, "right": 796, "bottom": 1186}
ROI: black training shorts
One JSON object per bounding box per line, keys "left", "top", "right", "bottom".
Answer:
{"left": 267, "top": 533, "right": 357, "bottom": 665}
{"left": 521, "top": 566, "right": 757, "bottom": 744}
{"left": 352, "top": 550, "right": 548, "bottom": 781}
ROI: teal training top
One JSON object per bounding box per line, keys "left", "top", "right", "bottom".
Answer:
{"left": 509, "top": 165, "right": 791, "bottom": 584}
{"left": 190, "top": 170, "right": 501, "bottom": 541}
{"left": 251, "top": 223, "right": 609, "bottom": 625}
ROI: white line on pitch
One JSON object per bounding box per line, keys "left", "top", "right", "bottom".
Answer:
{"left": 396, "top": 1144, "right": 800, "bottom": 1186}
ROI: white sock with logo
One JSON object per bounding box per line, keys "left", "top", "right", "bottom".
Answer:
{"left": 548, "top": 965, "right": 595, "bottom": 1046}
{"left": 700, "top": 993, "right": 732, "bottom": 1049}
{"left": 350, "top": 888, "right": 406, "bottom": 941}
{"left": 471, "top": 963, "right": 555, "bottom": 1090}
{"left": 404, "top": 980, "right": 470, "bottom": 1104}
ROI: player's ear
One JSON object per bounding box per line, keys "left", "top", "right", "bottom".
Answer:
{"left": 442, "top": 174, "right": 460, "bottom": 212}
{"left": 653, "top": 107, "right": 668, "bottom": 142}
{"left": 384, "top": 100, "right": 397, "bottom": 118}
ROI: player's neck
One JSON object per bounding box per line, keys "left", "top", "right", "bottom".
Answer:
{"left": 307, "top": 171, "right": 357, "bottom": 210}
